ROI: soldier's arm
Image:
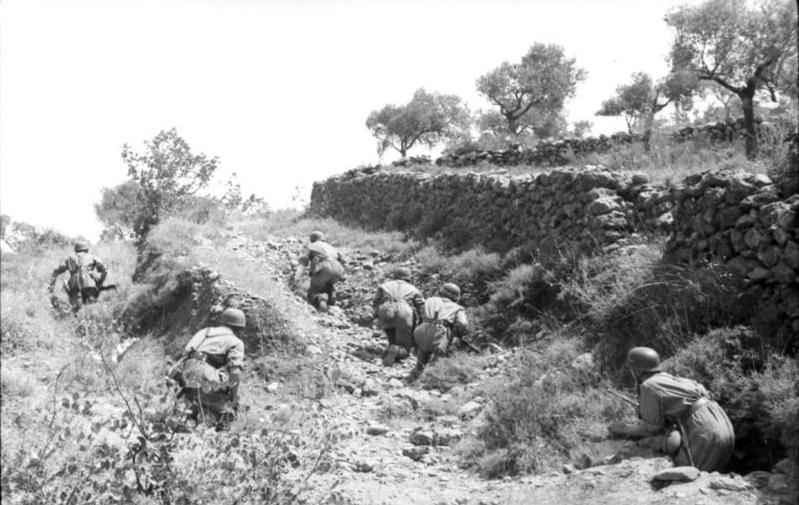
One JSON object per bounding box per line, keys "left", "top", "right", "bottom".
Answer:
{"left": 226, "top": 341, "right": 245, "bottom": 406}
{"left": 372, "top": 287, "right": 386, "bottom": 313}
{"left": 411, "top": 290, "right": 425, "bottom": 319}
{"left": 453, "top": 309, "right": 469, "bottom": 338}
{"left": 48, "top": 260, "right": 68, "bottom": 291}
{"left": 93, "top": 256, "right": 108, "bottom": 285}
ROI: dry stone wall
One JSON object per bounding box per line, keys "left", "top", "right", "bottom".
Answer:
{"left": 310, "top": 164, "right": 798, "bottom": 339}
{"left": 664, "top": 171, "right": 799, "bottom": 337}
{"left": 310, "top": 167, "right": 665, "bottom": 254}
{"left": 430, "top": 118, "right": 760, "bottom": 169}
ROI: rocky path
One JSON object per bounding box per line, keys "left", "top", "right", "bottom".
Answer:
{"left": 225, "top": 234, "right": 782, "bottom": 505}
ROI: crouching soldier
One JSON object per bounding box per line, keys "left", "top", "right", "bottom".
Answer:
{"left": 609, "top": 347, "right": 735, "bottom": 472}
{"left": 374, "top": 267, "right": 425, "bottom": 366}
{"left": 176, "top": 308, "right": 246, "bottom": 431}
{"left": 48, "top": 240, "right": 108, "bottom": 313}
{"left": 409, "top": 283, "right": 468, "bottom": 381}
{"left": 302, "top": 231, "right": 345, "bottom": 311}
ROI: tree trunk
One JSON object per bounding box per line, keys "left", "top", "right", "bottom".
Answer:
{"left": 642, "top": 111, "right": 655, "bottom": 152}
{"left": 740, "top": 87, "right": 757, "bottom": 160}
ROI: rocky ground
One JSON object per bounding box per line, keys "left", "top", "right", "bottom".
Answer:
{"left": 222, "top": 233, "right": 794, "bottom": 505}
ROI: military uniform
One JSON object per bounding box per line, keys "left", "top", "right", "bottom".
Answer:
{"left": 179, "top": 325, "right": 245, "bottom": 428}
{"left": 638, "top": 372, "right": 735, "bottom": 472}
{"left": 305, "top": 239, "right": 345, "bottom": 309}
{"left": 50, "top": 250, "right": 107, "bottom": 312}
{"left": 374, "top": 278, "right": 425, "bottom": 364}
{"left": 412, "top": 295, "right": 468, "bottom": 375}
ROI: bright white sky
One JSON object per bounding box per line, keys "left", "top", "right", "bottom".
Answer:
{"left": 0, "top": 0, "right": 700, "bottom": 240}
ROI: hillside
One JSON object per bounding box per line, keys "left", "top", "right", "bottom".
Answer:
{"left": 2, "top": 171, "right": 798, "bottom": 504}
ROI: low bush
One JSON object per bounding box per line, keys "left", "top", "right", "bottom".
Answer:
{"left": 418, "top": 352, "right": 482, "bottom": 392}
{"left": 414, "top": 246, "right": 503, "bottom": 304}
{"left": 462, "top": 339, "right": 627, "bottom": 477}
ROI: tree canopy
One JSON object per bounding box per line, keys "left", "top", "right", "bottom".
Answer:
{"left": 365, "top": 88, "right": 470, "bottom": 158}
{"left": 596, "top": 71, "right": 696, "bottom": 139}
{"left": 666, "top": 0, "right": 798, "bottom": 157}
{"left": 121, "top": 128, "right": 219, "bottom": 242}
{"left": 476, "top": 43, "right": 585, "bottom": 139}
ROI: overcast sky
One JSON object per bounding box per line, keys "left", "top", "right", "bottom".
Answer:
{"left": 0, "top": 0, "right": 700, "bottom": 240}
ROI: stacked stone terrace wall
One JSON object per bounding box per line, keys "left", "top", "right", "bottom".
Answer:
{"left": 310, "top": 167, "right": 668, "bottom": 254}
{"left": 311, "top": 165, "right": 797, "bottom": 339}
{"left": 430, "top": 118, "right": 759, "bottom": 169}
{"left": 665, "top": 171, "right": 799, "bottom": 337}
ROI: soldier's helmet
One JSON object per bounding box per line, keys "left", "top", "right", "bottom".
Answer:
{"left": 221, "top": 308, "right": 246, "bottom": 328}
{"left": 309, "top": 231, "right": 324, "bottom": 242}
{"left": 438, "top": 283, "right": 461, "bottom": 302}
{"left": 392, "top": 267, "right": 412, "bottom": 281}
{"left": 74, "top": 240, "right": 90, "bottom": 252}
{"left": 626, "top": 347, "right": 662, "bottom": 372}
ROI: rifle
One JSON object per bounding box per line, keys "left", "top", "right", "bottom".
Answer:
{"left": 606, "top": 387, "right": 638, "bottom": 408}
{"left": 99, "top": 284, "right": 118, "bottom": 292}
{"left": 457, "top": 337, "right": 481, "bottom": 354}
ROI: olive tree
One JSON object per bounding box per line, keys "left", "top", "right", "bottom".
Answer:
{"left": 121, "top": 128, "right": 219, "bottom": 243}
{"left": 596, "top": 71, "right": 696, "bottom": 147}
{"left": 666, "top": 0, "right": 798, "bottom": 158}
{"left": 476, "top": 43, "right": 585, "bottom": 141}
{"left": 366, "top": 88, "right": 470, "bottom": 158}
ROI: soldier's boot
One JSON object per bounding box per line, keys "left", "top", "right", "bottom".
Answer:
{"left": 383, "top": 344, "right": 401, "bottom": 367}
{"left": 216, "top": 412, "right": 236, "bottom": 432}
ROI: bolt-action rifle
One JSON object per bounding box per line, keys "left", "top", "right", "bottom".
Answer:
{"left": 606, "top": 387, "right": 638, "bottom": 408}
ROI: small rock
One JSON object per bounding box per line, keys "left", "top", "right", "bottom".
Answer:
{"left": 709, "top": 477, "right": 754, "bottom": 492}
{"left": 410, "top": 430, "right": 435, "bottom": 446}
{"left": 352, "top": 460, "right": 374, "bottom": 473}
{"left": 387, "top": 378, "right": 404, "bottom": 388}
{"left": 402, "top": 446, "right": 429, "bottom": 462}
{"left": 653, "top": 466, "right": 700, "bottom": 482}
{"left": 434, "top": 427, "right": 462, "bottom": 446}
{"left": 361, "top": 380, "right": 380, "bottom": 397}
{"left": 366, "top": 424, "right": 389, "bottom": 436}
{"left": 562, "top": 464, "right": 575, "bottom": 474}
{"left": 306, "top": 345, "right": 323, "bottom": 355}
{"left": 458, "top": 401, "right": 482, "bottom": 419}
{"left": 266, "top": 382, "right": 280, "bottom": 393}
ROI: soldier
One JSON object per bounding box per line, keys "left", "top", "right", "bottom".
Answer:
{"left": 373, "top": 267, "right": 425, "bottom": 366}
{"left": 409, "top": 283, "right": 468, "bottom": 380}
{"left": 48, "top": 240, "right": 108, "bottom": 312}
{"left": 176, "top": 308, "right": 246, "bottom": 431}
{"left": 609, "top": 347, "right": 735, "bottom": 472}
{"left": 302, "top": 231, "right": 345, "bottom": 311}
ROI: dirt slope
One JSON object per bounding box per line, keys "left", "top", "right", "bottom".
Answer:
{"left": 224, "top": 233, "right": 781, "bottom": 505}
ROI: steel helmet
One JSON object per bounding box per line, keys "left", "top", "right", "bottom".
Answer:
{"left": 438, "top": 282, "right": 461, "bottom": 301}
{"left": 309, "top": 231, "right": 324, "bottom": 242}
{"left": 221, "top": 308, "right": 246, "bottom": 328}
{"left": 392, "top": 267, "right": 412, "bottom": 281}
{"left": 626, "top": 347, "right": 662, "bottom": 372}
{"left": 74, "top": 240, "right": 90, "bottom": 252}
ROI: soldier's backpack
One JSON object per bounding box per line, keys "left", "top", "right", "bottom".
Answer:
{"left": 413, "top": 311, "right": 450, "bottom": 353}
{"left": 66, "top": 253, "right": 99, "bottom": 293}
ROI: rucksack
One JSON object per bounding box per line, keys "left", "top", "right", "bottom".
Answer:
{"left": 66, "top": 253, "right": 99, "bottom": 293}
{"left": 413, "top": 312, "right": 450, "bottom": 353}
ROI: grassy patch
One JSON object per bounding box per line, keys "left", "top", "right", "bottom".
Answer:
{"left": 459, "top": 338, "right": 628, "bottom": 478}
{"left": 419, "top": 352, "right": 482, "bottom": 392}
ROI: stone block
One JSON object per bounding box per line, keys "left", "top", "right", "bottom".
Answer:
{"left": 653, "top": 466, "right": 700, "bottom": 482}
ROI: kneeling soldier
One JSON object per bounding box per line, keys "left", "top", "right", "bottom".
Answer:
{"left": 177, "top": 308, "right": 246, "bottom": 431}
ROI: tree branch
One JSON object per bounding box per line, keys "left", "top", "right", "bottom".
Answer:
{"left": 700, "top": 75, "right": 742, "bottom": 95}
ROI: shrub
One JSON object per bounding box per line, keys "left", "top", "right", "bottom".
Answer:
{"left": 415, "top": 246, "right": 503, "bottom": 304}
{"left": 463, "top": 339, "right": 627, "bottom": 477}
{"left": 419, "top": 353, "right": 482, "bottom": 392}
